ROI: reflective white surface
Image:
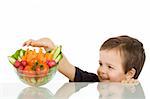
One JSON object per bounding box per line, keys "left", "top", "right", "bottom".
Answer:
{"left": 0, "top": 82, "right": 145, "bottom": 99}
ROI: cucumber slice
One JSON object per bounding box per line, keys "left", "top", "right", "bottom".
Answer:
{"left": 52, "top": 46, "right": 62, "bottom": 60}
{"left": 20, "top": 49, "right": 26, "bottom": 58}
{"left": 8, "top": 56, "right": 16, "bottom": 65}
{"left": 12, "top": 49, "right": 21, "bottom": 59}
{"left": 43, "top": 76, "right": 48, "bottom": 83}
{"left": 55, "top": 54, "right": 63, "bottom": 63}
{"left": 37, "top": 78, "right": 44, "bottom": 83}
{"left": 30, "top": 78, "right": 36, "bottom": 84}
{"left": 50, "top": 47, "right": 57, "bottom": 55}
{"left": 18, "top": 56, "right": 22, "bottom": 61}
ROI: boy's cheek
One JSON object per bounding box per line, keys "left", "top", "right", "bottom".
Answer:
{"left": 108, "top": 72, "right": 125, "bottom": 82}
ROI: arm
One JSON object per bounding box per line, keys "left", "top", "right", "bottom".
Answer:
{"left": 58, "top": 54, "right": 75, "bottom": 81}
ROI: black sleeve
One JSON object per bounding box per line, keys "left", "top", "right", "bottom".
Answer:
{"left": 70, "top": 67, "right": 99, "bottom": 82}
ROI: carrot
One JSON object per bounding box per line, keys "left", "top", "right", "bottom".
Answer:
{"left": 45, "top": 53, "right": 53, "bottom": 60}
{"left": 22, "top": 55, "right": 27, "bottom": 60}
{"left": 27, "top": 50, "right": 33, "bottom": 63}
{"left": 37, "top": 48, "right": 45, "bottom": 63}
{"left": 22, "top": 48, "right": 29, "bottom": 60}
{"left": 23, "top": 65, "right": 36, "bottom": 77}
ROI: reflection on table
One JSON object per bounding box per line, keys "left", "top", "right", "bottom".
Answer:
{"left": 0, "top": 82, "right": 145, "bottom": 99}
{"left": 18, "top": 82, "right": 145, "bottom": 99}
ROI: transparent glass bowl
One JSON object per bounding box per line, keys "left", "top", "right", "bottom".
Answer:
{"left": 16, "top": 65, "right": 58, "bottom": 87}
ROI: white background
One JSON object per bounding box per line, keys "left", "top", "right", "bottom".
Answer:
{"left": 0, "top": 0, "right": 150, "bottom": 98}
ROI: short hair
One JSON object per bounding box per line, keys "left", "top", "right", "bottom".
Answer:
{"left": 100, "top": 35, "right": 145, "bottom": 79}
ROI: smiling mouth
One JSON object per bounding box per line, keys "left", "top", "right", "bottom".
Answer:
{"left": 100, "top": 77, "right": 109, "bottom": 80}
{"left": 98, "top": 74, "right": 109, "bottom": 81}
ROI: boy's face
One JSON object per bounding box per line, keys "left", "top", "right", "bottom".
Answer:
{"left": 97, "top": 49, "right": 126, "bottom": 82}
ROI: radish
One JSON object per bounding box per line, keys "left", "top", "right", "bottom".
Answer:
{"left": 14, "top": 60, "right": 21, "bottom": 68}
{"left": 18, "top": 65, "right": 24, "bottom": 71}
{"left": 46, "top": 60, "right": 56, "bottom": 68}
{"left": 21, "top": 60, "right": 27, "bottom": 66}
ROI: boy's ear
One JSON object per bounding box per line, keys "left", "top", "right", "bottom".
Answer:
{"left": 125, "top": 68, "right": 136, "bottom": 80}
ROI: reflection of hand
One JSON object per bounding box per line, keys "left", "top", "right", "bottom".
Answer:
{"left": 97, "top": 82, "right": 144, "bottom": 99}
{"left": 23, "top": 38, "right": 55, "bottom": 51}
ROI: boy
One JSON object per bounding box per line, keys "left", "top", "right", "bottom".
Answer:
{"left": 23, "top": 35, "right": 145, "bottom": 83}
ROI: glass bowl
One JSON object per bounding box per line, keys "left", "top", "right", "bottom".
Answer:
{"left": 8, "top": 46, "right": 62, "bottom": 87}
{"left": 16, "top": 65, "right": 58, "bottom": 87}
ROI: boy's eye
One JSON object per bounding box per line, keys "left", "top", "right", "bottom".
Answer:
{"left": 99, "top": 62, "right": 102, "bottom": 66}
{"left": 108, "top": 66, "right": 113, "bottom": 69}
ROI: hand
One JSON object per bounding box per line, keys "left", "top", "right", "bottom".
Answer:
{"left": 121, "top": 78, "right": 140, "bottom": 93}
{"left": 121, "top": 78, "right": 139, "bottom": 85}
{"left": 23, "top": 37, "right": 76, "bottom": 81}
{"left": 23, "top": 38, "right": 55, "bottom": 51}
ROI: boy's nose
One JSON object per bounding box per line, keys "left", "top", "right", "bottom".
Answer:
{"left": 100, "top": 66, "right": 108, "bottom": 74}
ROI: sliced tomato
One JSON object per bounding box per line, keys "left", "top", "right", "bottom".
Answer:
{"left": 36, "top": 66, "right": 41, "bottom": 75}
{"left": 39, "top": 63, "right": 49, "bottom": 76}
{"left": 23, "top": 65, "right": 36, "bottom": 77}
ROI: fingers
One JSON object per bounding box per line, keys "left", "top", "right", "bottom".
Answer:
{"left": 23, "top": 38, "right": 55, "bottom": 50}
{"left": 38, "top": 38, "right": 55, "bottom": 48}
{"left": 23, "top": 39, "right": 34, "bottom": 47}
{"left": 121, "top": 78, "right": 139, "bottom": 85}
{"left": 121, "top": 79, "right": 129, "bottom": 83}
{"left": 131, "top": 79, "right": 139, "bottom": 85}
{"left": 23, "top": 39, "right": 49, "bottom": 48}
{"left": 23, "top": 39, "right": 46, "bottom": 47}
{"left": 30, "top": 41, "right": 47, "bottom": 47}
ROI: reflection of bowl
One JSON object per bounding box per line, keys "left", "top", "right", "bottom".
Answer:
{"left": 17, "top": 87, "right": 53, "bottom": 99}
{"left": 17, "top": 65, "right": 58, "bottom": 87}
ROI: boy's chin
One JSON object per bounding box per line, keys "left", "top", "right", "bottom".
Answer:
{"left": 100, "top": 80, "right": 110, "bottom": 82}
{"left": 98, "top": 77, "right": 110, "bottom": 82}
